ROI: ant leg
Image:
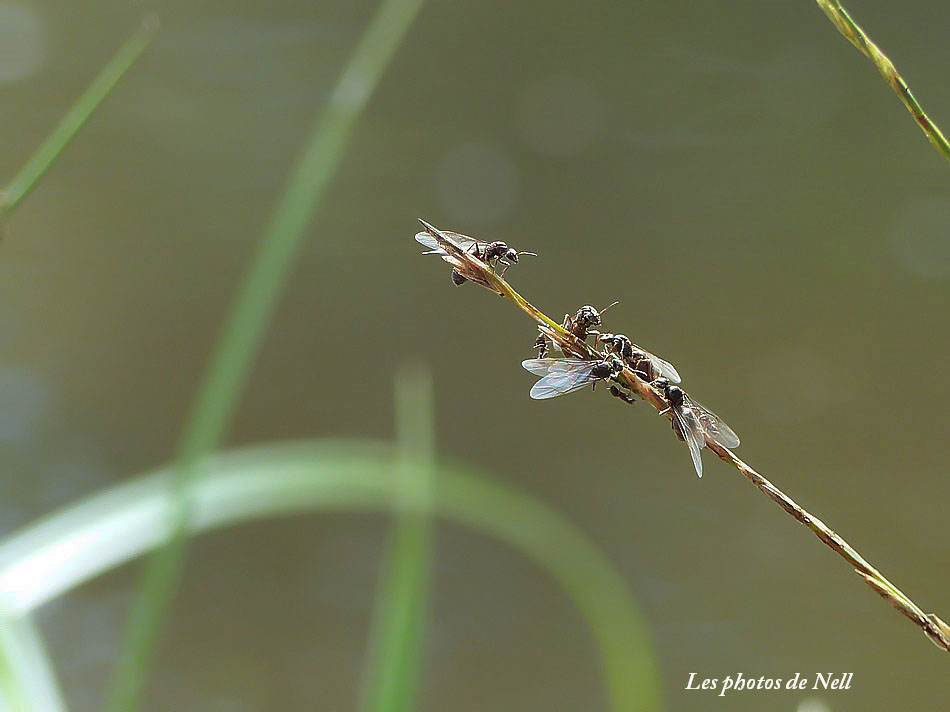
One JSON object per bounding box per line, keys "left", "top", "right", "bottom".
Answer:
{"left": 610, "top": 386, "right": 635, "bottom": 405}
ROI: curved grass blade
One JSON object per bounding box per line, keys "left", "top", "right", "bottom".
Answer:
{"left": 0, "top": 440, "right": 662, "bottom": 712}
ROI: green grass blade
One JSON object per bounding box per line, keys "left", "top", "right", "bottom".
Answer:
{"left": 816, "top": 0, "right": 950, "bottom": 163}
{"left": 173, "top": 0, "right": 427, "bottom": 471}
{"left": 359, "top": 367, "right": 435, "bottom": 712}
{"left": 0, "top": 16, "right": 157, "bottom": 216}
{"left": 0, "top": 613, "right": 67, "bottom": 712}
{"left": 105, "top": 1, "right": 426, "bottom": 709}
{"left": 0, "top": 440, "right": 662, "bottom": 711}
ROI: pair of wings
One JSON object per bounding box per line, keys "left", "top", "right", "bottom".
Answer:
{"left": 523, "top": 358, "right": 739, "bottom": 478}
{"left": 521, "top": 358, "right": 608, "bottom": 400}
{"left": 415, "top": 230, "right": 483, "bottom": 256}
{"left": 673, "top": 396, "right": 740, "bottom": 478}
{"left": 548, "top": 335, "right": 682, "bottom": 384}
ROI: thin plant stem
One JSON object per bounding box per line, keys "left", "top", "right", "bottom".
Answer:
{"left": 359, "top": 366, "right": 435, "bottom": 712}
{"left": 815, "top": 0, "right": 950, "bottom": 164}
{"left": 0, "top": 16, "right": 158, "bottom": 216}
{"left": 417, "top": 220, "right": 950, "bottom": 654}
{"left": 104, "top": 1, "right": 426, "bottom": 709}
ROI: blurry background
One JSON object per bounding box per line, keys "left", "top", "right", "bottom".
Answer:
{"left": 1, "top": 0, "right": 948, "bottom": 709}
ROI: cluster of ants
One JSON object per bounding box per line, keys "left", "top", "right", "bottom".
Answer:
{"left": 415, "top": 220, "right": 739, "bottom": 477}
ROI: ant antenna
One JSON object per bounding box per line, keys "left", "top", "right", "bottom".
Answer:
{"left": 598, "top": 300, "right": 620, "bottom": 316}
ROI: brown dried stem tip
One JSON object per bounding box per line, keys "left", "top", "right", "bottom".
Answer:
{"left": 415, "top": 219, "right": 950, "bottom": 655}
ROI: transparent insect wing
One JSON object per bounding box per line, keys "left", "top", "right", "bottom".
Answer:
{"left": 530, "top": 369, "right": 600, "bottom": 399}
{"left": 630, "top": 344, "right": 680, "bottom": 384}
{"left": 444, "top": 231, "right": 481, "bottom": 251}
{"left": 649, "top": 353, "right": 681, "bottom": 384}
{"left": 689, "top": 398, "right": 740, "bottom": 449}
{"left": 522, "top": 358, "right": 575, "bottom": 375}
{"left": 522, "top": 359, "right": 600, "bottom": 399}
{"left": 521, "top": 358, "right": 593, "bottom": 377}
{"left": 674, "top": 407, "right": 706, "bottom": 477}
{"left": 414, "top": 231, "right": 443, "bottom": 253}
{"left": 414, "top": 230, "right": 479, "bottom": 255}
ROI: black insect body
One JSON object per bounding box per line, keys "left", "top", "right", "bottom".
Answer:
{"left": 481, "top": 241, "right": 537, "bottom": 275}
{"left": 563, "top": 305, "right": 600, "bottom": 341}
{"left": 556, "top": 301, "right": 620, "bottom": 348}
{"left": 415, "top": 227, "right": 536, "bottom": 282}
{"left": 597, "top": 333, "right": 681, "bottom": 384}
{"left": 654, "top": 378, "right": 739, "bottom": 478}
{"left": 521, "top": 355, "right": 625, "bottom": 400}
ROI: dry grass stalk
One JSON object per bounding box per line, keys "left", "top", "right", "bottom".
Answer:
{"left": 417, "top": 219, "right": 950, "bottom": 654}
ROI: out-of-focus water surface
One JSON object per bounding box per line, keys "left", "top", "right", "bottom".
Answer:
{"left": 2, "top": 0, "right": 948, "bottom": 709}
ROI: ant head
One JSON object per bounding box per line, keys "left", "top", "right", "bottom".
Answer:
{"left": 504, "top": 247, "right": 519, "bottom": 262}
{"left": 575, "top": 305, "right": 601, "bottom": 328}
{"left": 666, "top": 384, "right": 685, "bottom": 407}
{"left": 578, "top": 301, "right": 618, "bottom": 328}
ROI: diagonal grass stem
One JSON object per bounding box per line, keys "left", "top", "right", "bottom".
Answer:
{"left": 104, "top": 1, "right": 426, "bottom": 709}
{"left": 0, "top": 17, "right": 157, "bottom": 216}
{"left": 815, "top": 0, "right": 950, "bottom": 164}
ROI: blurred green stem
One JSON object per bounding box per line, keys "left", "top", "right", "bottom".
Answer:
{"left": 0, "top": 17, "right": 157, "bottom": 216}
{"left": 0, "top": 441, "right": 661, "bottom": 712}
{"left": 104, "top": 1, "right": 425, "bottom": 709}
{"left": 359, "top": 367, "right": 435, "bottom": 712}
{"left": 0, "top": 614, "right": 66, "bottom": 712}
{"left": 815, "top": 0, "right": 950, "bottom": 163}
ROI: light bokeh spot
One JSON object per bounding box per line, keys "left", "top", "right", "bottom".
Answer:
{"left": 435, "top": 142, "right": 519, "bottom": 224}
{"left": 797, "top": 696, "right": 832, "bottom": 712}
{"left": 759, "top": 44, "right": 846, "bottom": 128}
{"left": 889, "top": 197, "right": 950, "bottom": 279}
{"left": 516, "top": 73, "right": 605, "bottom": 157}
{"left": 0, "top": 2, "right": 45, "bottom": 82}
{"left": 0, "top": 364, "right": 49, "bottom": 443}
{"left": 748, "top": 345, "right": 850, "bottom": 425}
